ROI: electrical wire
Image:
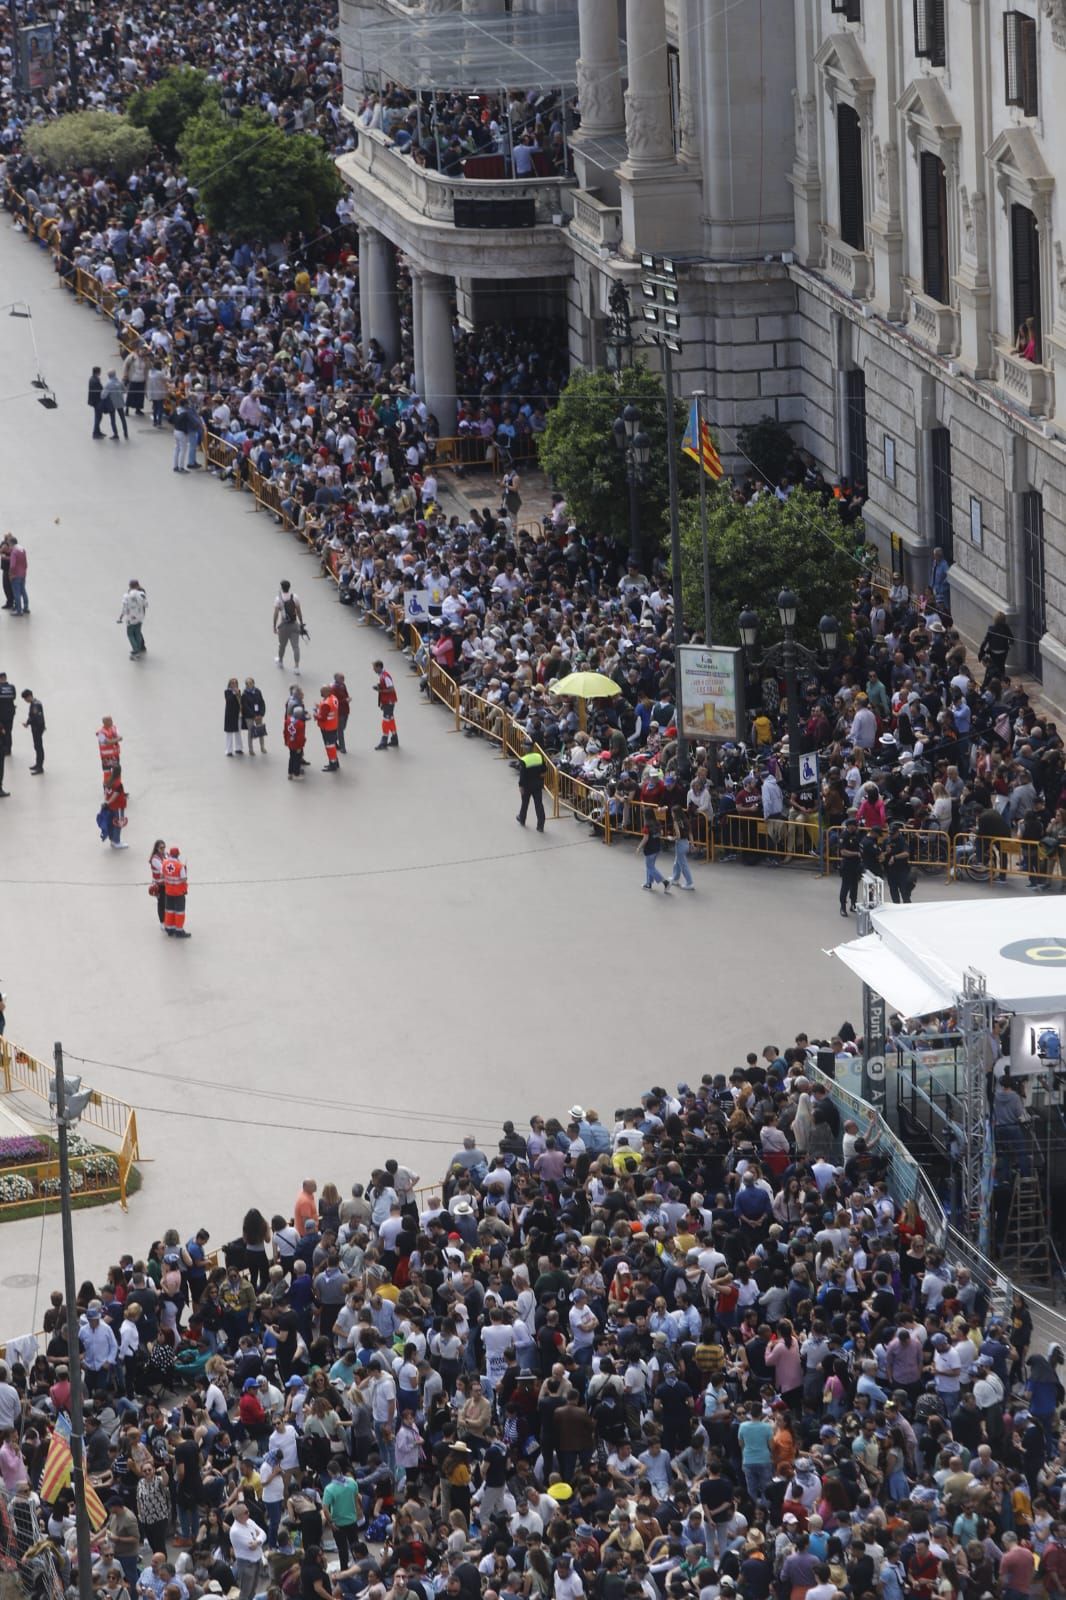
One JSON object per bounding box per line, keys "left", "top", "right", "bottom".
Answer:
{"left": 62, "top": 1051, "right": 505, "bottom": 1130}
{"left": 104, "top": 1097, "right": 501, "bottom": 1150}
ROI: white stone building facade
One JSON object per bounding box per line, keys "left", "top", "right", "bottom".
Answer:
{"left": 338, "top": 0, "right": 1066, "bottom": 707}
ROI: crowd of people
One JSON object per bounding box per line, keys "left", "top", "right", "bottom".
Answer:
{"left": 353, "top": 85, "right": 575, "bottom": 180}
{"left": 1, "top": 1060, "right": 1063, "bottom": 1600}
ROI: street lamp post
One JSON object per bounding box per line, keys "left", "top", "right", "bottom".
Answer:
{"left": 612, "top": 401, "right": 651, "bottom": 569}
{"left": 738, "top": 590, "right": 840, "bottom": 794}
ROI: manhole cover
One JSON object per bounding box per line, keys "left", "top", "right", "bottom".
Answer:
{"left": 1, "top": 1274, "right": 39, "bottom": 1288}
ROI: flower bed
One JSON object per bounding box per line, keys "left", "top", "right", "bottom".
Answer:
{"left": 0, "top": 1136, "right": 50, "bottom": 1166}
{"left": 0, "top": 1149, "right": 120, "bottom": 1208}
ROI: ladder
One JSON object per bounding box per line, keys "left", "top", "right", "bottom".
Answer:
{"left": 999, "top": 1173, "right": 1053, "bottom": 1284}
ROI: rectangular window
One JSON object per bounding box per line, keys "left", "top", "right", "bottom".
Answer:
{"left": 920, "top": 152, "right": 949, "bottom": 302}
{"left": 1021, "top": 489, "right": 1046, "bottom": 678}
{"left": 837, "top": 104, "right": 865, "bottom": 251}
{"left": 845, "top": 369, "right": 868, "bottom": 488}
{"left": 914, "top": 0, "right": 946, "bottom": 65}
{"left": 1010, "top": 202, "right": 1042, "bottom": 359}
{"left": 1004, "top": 11, "right": 1038, "bottom": 116}
{"left": 930, "top": 426, "right": 954, "bottom": 564}
{"left": 831, "top": 0, "right": 861, "bottom": 19}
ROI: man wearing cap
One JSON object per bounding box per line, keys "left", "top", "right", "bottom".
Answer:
{"left": 81, "top": 1302, "right": 119, "bottom": 1397}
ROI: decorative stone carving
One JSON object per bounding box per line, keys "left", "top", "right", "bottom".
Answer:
{"left": 576, "top": 58, "right": 623, "bottom": 135}
{"left": 792, "top": 90, "right": 816, "bottom": 159}
{"left": 872, "top": 136, "right": 897, "bottom": 210}
{"left": 1042, "top": 0, "right": 1066, "bottom": 47}
{"left": 960, "top": 185, "right": 974, "bottom": 255}
{"left": 1056, "top": 241, "right": 1066, "bottom": 313}
{"left": 624, "top": 88, "right": 673, "bottom": 167}
{"left": 970, "top": 189, "right": 987, "bottom": 267}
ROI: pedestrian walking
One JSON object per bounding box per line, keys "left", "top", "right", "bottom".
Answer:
{"left": 638, "top": 806, "right": 670, "bottom": 891}
{"left": 20, "top": 689, "right": 44, "bottom": 774}
{"left": 146, "top": 363, "right": 168, "bottom": 428}
{"left": 273, "top": 581, "right": 303, "bottom": 672}
{"left": 122, "top": 346, "right": 147, "bottom": 416}
{"left": 372, "top": 660, "right": 398, "bottom": 750}
{"left": 284, "top": 703, "right": 307, "bottom": 780}
{"left": 100, "top": 764, "right": 129, "bottom": 849}
{"left": 148, "top": 839, "right": 167, "bottom": 930}
{"left": 117, "top": 580, "right": 148, "bottom": 657}
{"left": 0, "top": 535, "right": 13, "bottom": 610}
{"left": 669, "top": 806, "right": 694, "bottom": 889}
{"left": 315, "top": 684, "right": 340, "bottom": 772}
{"left": 241, "top": 678, "right": 267, "bottom": 754}
{"left": 161, "top": 844, "right": 191, "bottom": 938}
{"left": 332, "top": 672, "right": 350, "bottom": 754}
{"left": 516, "top": 737, "right": 546, "bottom": 831}
{"left": 171, "top": 399, "right": 194, "bottom": 472}
{"left": 88, "top": 365, "right": 107, "bottom": 438}
{"left": 8, "top": 542, "right": 27, "bottom": 616}
{"left": 224, "top": 678, "right": 244, "bottom": 757}
{"left": 0, "top": 670, "right": 15, "bottom": 797}
{"left": 838, "top": 815, "right": 862, "bottom": 916}
{"left": 97, "top": 716, "right": 122, "bottom": 775}
{"left": 102, "top": 370, "right": 129, "bottom": 440}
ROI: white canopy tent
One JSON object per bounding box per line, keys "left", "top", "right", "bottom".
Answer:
{"left": 833, "top": 899, "right": 1066, "bottom": 1018}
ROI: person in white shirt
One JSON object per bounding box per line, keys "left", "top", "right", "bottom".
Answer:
{"left": 267, "top": 1419, "right": 299, "bottom": 1475}
{"left": 229, "top": 1503, "right": 267, "bottom": 1600}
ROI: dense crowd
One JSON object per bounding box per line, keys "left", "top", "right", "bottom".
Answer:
{"left": 354, "top": 86, "right": 574, "bottom": 179}
{"left": 2, "top": 1058, "right": 1064, "bottom": 1600}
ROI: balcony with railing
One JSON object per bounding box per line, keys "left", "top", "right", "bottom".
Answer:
{"left": 994, "top": 338, "right": 1055, "bottom": 418}
{"left": 908, "top": 289, "right": 960, "bottom": 357}
{"left": 825, "top": 235, "right": 873, "bottom": 299}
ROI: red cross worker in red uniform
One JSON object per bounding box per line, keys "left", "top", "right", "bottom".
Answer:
{"left": 161, "top": 844, "right": 191, "bottom": 938}
{"left": 96, "top": 716, "right": 122, "bottom": 774}
{"left": 373, "top": 659, "right": 398, "bottom": 751}
{"left": 315, "top": 686, "right": 340, "bottom": 772}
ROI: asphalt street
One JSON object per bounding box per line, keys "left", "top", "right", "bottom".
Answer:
{"left": 0, "top": 218, "right": 983, "bottom": 1337}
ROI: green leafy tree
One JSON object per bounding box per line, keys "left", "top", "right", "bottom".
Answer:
{"left": 128, "top": 68, "right": 218, "bottom": 156}
{"left": 178, "top": 107, "right": 343, "bottom": 242}
{"left": 678, "top": 487, "right": 857, "bottom": 643}
{"left": 736, "top": 414, "right": 797, "bottom": 487}
{"left": 25, "top": 112, "right": 151, "bottom": 181}
{"left": 537, "top": 363, "right": 694, "bottom": 561}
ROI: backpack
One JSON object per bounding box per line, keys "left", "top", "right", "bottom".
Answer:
{"left": 283, "top": 596, "right": 298, "bottom": 624}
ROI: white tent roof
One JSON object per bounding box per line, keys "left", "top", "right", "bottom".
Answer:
{"left": 832, "top": 899, "right": 1066, "bottom": 1017}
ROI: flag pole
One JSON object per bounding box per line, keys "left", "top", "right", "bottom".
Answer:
{"left": 694, "top": 390, "right": 712, "bottom": 645}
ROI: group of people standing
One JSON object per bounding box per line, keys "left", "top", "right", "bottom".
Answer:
{"left": 95, "top": 715, "right": 128, "bottom": 850}
{"left": 224, "top": 680, "right": 268, "bottom": 759}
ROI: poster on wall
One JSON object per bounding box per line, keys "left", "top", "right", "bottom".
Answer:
{"left": 678, "top": 645, "right": 743, "bottom": 743}
{"left": 19, "top": 25, "right": 55, "bottom": 90}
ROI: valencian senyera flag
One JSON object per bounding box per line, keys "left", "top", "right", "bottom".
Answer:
{"left": 681, "top": 399, "right": 724, "bottom": 480}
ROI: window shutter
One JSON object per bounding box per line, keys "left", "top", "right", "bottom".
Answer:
{"left": 920, "top": 153, "right": 948, "bottom": 303}
{"left": 1011, "top": 202, "right": 1041, "bottom": 356}
{"left": 929, "top": 0, "right": 946, "bottom": 66}
{"left": 1004, "top": 12, "right": 1020, "bottom": 105}
{"left": 914, "top": 0, "right": 929, "bottom": 55}
{"left": 837, "top": 105, "right": 864, "bottom": 251}
{"left": 1020, "top": 15, "right": 1038, "bottom": 115}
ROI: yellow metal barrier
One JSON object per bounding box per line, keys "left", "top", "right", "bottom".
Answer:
{"left": 822, "top": 824, "right": 951, "bottom": 881}
{"left": 950, "top": 830, "right": 1064, "bottom": 887}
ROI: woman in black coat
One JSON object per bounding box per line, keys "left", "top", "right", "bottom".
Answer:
{"left": 240, "top": 676, "right": 267, "bottom": 755}
{"left": 224, "top": 678, "right": 243, "bottom": 757}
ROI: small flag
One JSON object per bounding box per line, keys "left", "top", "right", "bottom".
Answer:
{"left": 681, "top": 399, "right": 724, "bottom": 481}
{"left": 84, "top": 1479, "right": 108, "bottom": 1531}
{"left": 38, "top": 1413, "right": 107, "bottom": 1528}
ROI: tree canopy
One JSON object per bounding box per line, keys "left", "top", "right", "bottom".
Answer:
{"left": 678, "top": 488, "right": 857, "bottom": 645}
{"left": 178, "top": 107, "right": 343, "bottom": 242}
{"left": 25, "top": 111, "right": 151, "bottom": 181}
{"left": 128, "top": 68, "right": 218, "bottom": 156}
{"left": 537, "top": 363, "right": 694, "bottom": 561}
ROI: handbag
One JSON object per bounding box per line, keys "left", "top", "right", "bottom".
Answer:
{"left": 253, "top": 718, "right": 266, "bottom": 737}
{"left": 148, "top": 883, "right": 160, "bottom": 898}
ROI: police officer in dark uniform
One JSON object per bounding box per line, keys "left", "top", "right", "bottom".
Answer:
{"left": 838, "top": 815, "right": 862, "bottom": 917}
{"left": 0, "top": 671, "right": 16, "bottom": 797}
{"left": 885, "top": 820, "right": 913, "bottom": 903}
{"left": 516, "top": 735, "right": 547, "bottom": 832}
{"left": 21, "top": 688, "right": 45, "bottom": 774}
{"left": 861, "top": 824, "right": 886, "bottom": 880}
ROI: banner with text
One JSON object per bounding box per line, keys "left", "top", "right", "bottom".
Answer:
{"left": 678, "top": 645, "right": 743, "bottom": 743}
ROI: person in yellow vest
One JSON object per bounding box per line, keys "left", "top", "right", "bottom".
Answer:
{"left": 516, "top": 737, "right": 546, "bottom": 832}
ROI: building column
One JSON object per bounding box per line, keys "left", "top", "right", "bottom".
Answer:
{"left": 357, "top": 226, "right": 373, "bottom": 360}
{"left": 420, "top": 271, "right": 457, "bottom": 438}
{"left": 362, "top": 226, "right": 401, "bottom": 368}
{"left": 621, "top": 0, "right": 674, "bottom": 174}
{"left": 575, "top": 0, "right": 624, "bottom": 139}
{"left": 411, "top": 269, "right": 426, "bottom": 402}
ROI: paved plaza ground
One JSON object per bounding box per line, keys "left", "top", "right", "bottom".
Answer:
{"left": 0, "top": 219, "right": 997, "bottom": 1339}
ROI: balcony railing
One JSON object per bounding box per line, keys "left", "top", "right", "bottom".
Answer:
{"left": 569, "top": 188, "right": 622, "bottom": 251}
{"left": 994, "top": 339, "right": 1055, "bottom": 418}
{"left": 825, "top": 236, "right": 873, "bottom": 299}
{"left": 908, "top": 290, "right": 960, "bottom": 357}
{"left": 346, "top": 126, "right": 575, "bottom": 229}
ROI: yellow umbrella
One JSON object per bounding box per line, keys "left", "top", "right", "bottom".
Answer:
{"left": 549, "top": 670, "right": 622, "bottom": 731}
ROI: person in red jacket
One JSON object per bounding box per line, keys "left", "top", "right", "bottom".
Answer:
{"left": 97, "top": 716, "right": 122, "bottom": 774}
{"left": 284, "top": 705, "right": 307, "bottom": 781}
{"left": 332, "top": 672, "right": 351, "bottom": 755}
{"left": 102, "top": 766, "right": 129, "bottom": 849}
{"left": 373, "top": 659, "right": 398, "bottom": 750}
{"left": 315, "top": 686, "right": 340, "bottom": 772}
{"left": 238, "top": 1378, "right": 271, "bottom": 1453}
{"left": 161, "top": 844, "right": 191, "bottom": 938}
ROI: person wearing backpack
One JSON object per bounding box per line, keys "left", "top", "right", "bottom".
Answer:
{"left": 273, "top": 580, "right": 304, "bottom": 672}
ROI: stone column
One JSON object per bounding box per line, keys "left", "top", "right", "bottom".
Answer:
{"left": 622, "top": 0, "right": 674, "bottom": 173}
{"left": 411, "top": 269, "right": 426, "bottom": 402}
{"left": 362, "top": 227, "right": 401, "bottom": 368}
{"left": 357, "top": 225, "right": 373, "bottom": 360}
{"left": 420, "top": 271, "right": 457, "bottom": 438}
{"left": 576, "top": 0, "right": 624, "bottom": 139}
